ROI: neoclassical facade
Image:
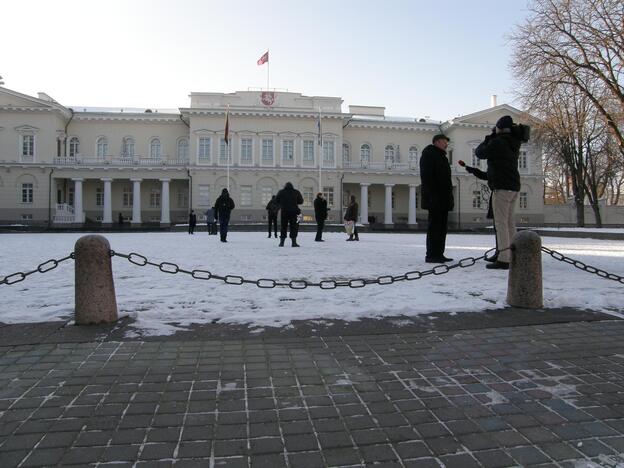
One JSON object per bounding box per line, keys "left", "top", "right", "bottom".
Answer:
{"left": 0, "top": 86, "right": 544, "bottom": 227}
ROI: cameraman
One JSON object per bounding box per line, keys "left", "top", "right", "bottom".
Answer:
{"left": 475, "top": 115, "right": 522, "bottom": 270}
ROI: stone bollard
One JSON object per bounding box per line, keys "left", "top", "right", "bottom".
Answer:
{"left": 507, "top": 230, "right": 543, "bottom": 308}
{"left": 74, "top": 235, "right": 118, "bottom": 325}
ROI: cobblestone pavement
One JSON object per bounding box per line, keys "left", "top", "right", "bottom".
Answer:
{"left": 2, "top": 319, "right": 624, "bottom": 467}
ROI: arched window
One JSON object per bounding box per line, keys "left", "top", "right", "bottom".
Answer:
{"left": 69, "top": 137, "right": 79, "bottom": 158}
{"left": 384, "top": 145, "right": 395, "bottom": 163}
{"left": 360, "top": 144, "right": 371, "bottom": 165}
{"left": 122, "top": 137, "right": 135, "bottom": 158}
{"left": 409, "top": 145, "right": 418, "bottom": 167}
{"left": 342, "top": 143, "right": 350, "bottom": 165}
{"left": 150, "top": 138, "right": 161, "bottom": 160}
{"left": 177, "top": 138, "right": 189, "bottom": 161}
{"left": 96, "top": 137, "right": 108, "bottom": 158}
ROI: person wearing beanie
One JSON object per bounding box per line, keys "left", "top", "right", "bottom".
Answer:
{"left": 475, "top": 115, "right": 522, "bottom": 270}
{"left": 275, "top": 182, "right": 303, "bottom": 247}
{"left": 419, "top": 134, "right": 454, "bottom": 263}
{"left": 213, "top": 188, "right": 235, "bottom": 242}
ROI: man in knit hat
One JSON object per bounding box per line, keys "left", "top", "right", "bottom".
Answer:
{"left": 475, "top": 115, "right": 522, "bottom": 270}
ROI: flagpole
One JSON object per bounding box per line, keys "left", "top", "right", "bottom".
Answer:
{"left": 226, "top": 105, "right": 230, "bottom": 192}
{"left": 267, "top": 49, "right": 270, "bottom": 90}
{"left": 318, "top": 107, "right": 322, "bottom": 193}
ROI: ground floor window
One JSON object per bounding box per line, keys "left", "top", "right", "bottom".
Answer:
{"left": 123, "top": 187, "right": 133, "bottom": 207}
{"left": 21, "top": 214, "right": 33, "bottom": 221}
{"left": 240, "top": 185, "right": 252, "bottom": 206}
{"left": 519, "top": 192, "right": 528, "bottom": 209}
{"left": 177, "top": 189, "right": 188, "bottom": 209}
{"left": 323, "top": 186, "right": 334, "bottom": 206}
{"left": 472, "top": 191, "right": 482, "bottom": 209}
{"left": 303, "top": 186, "right": 314, "bottom": 207}
{"left": 198, "top": 185, "right": 210, "bottom": 206}
{"left": 21, "top": 183, "right": 33, "bottom": 203}
{"left": 150, "top": 189, "right": 161, "bottom": 208}
{"left": 261, "top": 186, "right": 273, "bottom": 206}
{"left": 96, "top": 186, "right": 104, "bottom": 206}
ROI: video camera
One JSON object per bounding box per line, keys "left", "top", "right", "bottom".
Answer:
{"left": 512, "top": 123, "right": 531, "bottom": 143}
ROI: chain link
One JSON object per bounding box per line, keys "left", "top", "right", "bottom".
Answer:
{"left": 541, "top": 246, "right": 624, "bottom": 284}
{"left": 110, "top": 248, "right": 506, "bottom": 290}
{"left": 0, "top": 253, "right": 74, "bottom": 286}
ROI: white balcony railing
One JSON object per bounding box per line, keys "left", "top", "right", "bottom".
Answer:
{"left": 53, "top": 155, "right": 188, "bottom": 166}
{"left": 342, "top": 161, "right": 419, "bottom": 171}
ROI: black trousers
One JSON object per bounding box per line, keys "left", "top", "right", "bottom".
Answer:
{"left": 268, "top": 214, "right": 278, "bottom": 236}
{"left": 280, "top": 213, "right": 298, "bottom": 240}
{"left": 188, "top": 224, "right": 195, "bottom": 234}
{"left": 315, "top": 219, "right": 325, "bottom": 240}
{"left": 425, "top": 209, "right": 448, "bottom": 258}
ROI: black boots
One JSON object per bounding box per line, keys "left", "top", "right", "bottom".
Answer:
{"left": 279, "top": 239, "right": 285, "bottom": 247}
{"left": 292, "top": 239, "right": 300, "bottom": 247}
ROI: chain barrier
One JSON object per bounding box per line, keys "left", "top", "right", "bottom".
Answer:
{"left": 2, "top": 245, "right": 622, "bottom": 288}
{"left": 107, "top": 247, "right": 504, "bottom": 290}
{"left": 541, "top": 246, "right": 624, "bottom": 284}
{"left": 0, "top": 253, "right": 74, "bottom": 286}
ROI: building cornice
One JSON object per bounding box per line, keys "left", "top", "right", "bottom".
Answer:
{"left": 347, "top": 121, "right": 439, "bottom": 132}
{"left": 72, "top": 113, "right": 182, "bottom": 123}
{"left": 180, "top": 108, "right": 345, "bottom": 120}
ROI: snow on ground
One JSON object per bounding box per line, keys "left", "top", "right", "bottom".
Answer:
{"left": 1, "top": 231, "right": 623, "bottom": 336}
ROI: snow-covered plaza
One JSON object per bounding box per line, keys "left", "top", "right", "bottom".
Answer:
{"left": 1, "top": 231, "right": 623, "bottom": 336}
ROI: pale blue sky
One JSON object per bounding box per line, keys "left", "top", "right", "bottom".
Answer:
{"left": 3, "top": 0, "right": 529, "bottom": 120}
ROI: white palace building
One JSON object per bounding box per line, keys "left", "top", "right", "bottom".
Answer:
{"left": 0, "top": 86, "right": 544, "bottom": 228}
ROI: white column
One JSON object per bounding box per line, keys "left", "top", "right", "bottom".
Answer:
{"left": 101, "top": 178, "right": 112, "bottom": 224}
{"left": 72, "top": 178, "right": 84, "bottom": 224}
{"left": 131, "top": 178, "right": 142, "bottom": 225}
{"left": 408, "top": 184, "right": 417, "bottom": 226}
{"left": 160, "top": 178, "right": 171, "bottom": 225}
{"left": 384, "top": 183, "right": 394, "bottom": 225}
{"left": 360, "top": 183, "right": 370, "bottom": 225}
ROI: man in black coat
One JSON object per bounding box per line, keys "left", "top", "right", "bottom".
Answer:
{"left": 313, "top": 192, "right": 329, "bottom": 242}
{"left": 188, "top": 210, "right": 197, "bottom": 235}
{"left": 275, "top": 182, "right": 303, "bottom": 247}
{"left": 265, "top": 195, "right": 279, "bottom": 238}
{"left": 213, "top": 188, "right": 235, "bottom": 243}
{"left": 419, "top": 134, "right": 454, "bottom": 263}
{"left": 475, "top": 115, "right": 522, "bottom": 270}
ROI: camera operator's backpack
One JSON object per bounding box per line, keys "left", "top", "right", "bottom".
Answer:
{"left": 513, "top": 123, "right": 531, "bottom": 143}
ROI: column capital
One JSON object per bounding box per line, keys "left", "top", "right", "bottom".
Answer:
{"left": 159, "top": 178, "right": 171, "bottom": 183}
{"left": 359, "top": 182, "right": 371, "bottom": 187}
{"left": 130, "top": 178, "right": 143, "bottom": 182}
{"left": 71, "top": 177, "right": 84, "bottom": 182}
{"left": 384, "top": 183, "right": 395, "bottom": 187}
{"left": 101, "top": 177, "right": 113, "bottom": 182}
{"left": 409, "top": 183, "right": 418, "bottom": 188}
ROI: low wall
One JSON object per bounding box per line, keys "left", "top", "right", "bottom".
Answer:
{"left": 544, "top": 204, "right": 624, "bottom": 227}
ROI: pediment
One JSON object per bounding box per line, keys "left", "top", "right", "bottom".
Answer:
{"left": 453, "top": 104, "right": 526, "bottom": 126}
{"left": 0, "top": 87, "right": 71, "bottom": 117}
{"left": 14, "top": 125, "right": 40, "bottom": 133}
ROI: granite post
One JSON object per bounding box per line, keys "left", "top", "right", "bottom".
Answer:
{"left": 75, "top": 235, "right": 118, "bottom": 324}
{"left": 507, "top": 230, "right": 543, "bottom": 308}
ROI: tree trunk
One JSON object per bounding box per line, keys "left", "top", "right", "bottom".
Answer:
{"left": 590, "top": 202, "right": 602, "bottom": 228}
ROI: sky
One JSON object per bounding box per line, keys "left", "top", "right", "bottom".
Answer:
{"left": 1, "top": 231, "right": 622, "bottom": 337}
{"left": 2, "top": 0, "right": 530, "bottom": 121}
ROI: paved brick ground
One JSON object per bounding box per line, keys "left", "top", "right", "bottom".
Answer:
{"left": 2, "top": 319, "right": 624, "bottom": 467}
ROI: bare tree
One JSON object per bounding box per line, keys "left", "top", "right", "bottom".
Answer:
{"left": 510, "top": 0, "right": 624, "bottom": 153}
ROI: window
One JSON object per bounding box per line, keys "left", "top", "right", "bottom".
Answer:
{"left": 219, "top": 138, "right": 232, "bottom": 164}
{"left": 96, "top": 186, "right": 104, "bottom": 207}
{"left": 177, "top": 138, "right": 189, "bottom": 161}
{"left": 303, "top": 140, "right": 315, "bottom": 165}
{"left": 360, "top": 144, "right": 371, "bottom": 165}
{"left": 303, "top": 186, "right": 314, "bottom": 207}
{"left": 385, "top": 145, "right": 395, "bottom": 163}
{"left": 322, "top": 141, "right": 334, "bottom": 166}
{"left": 323, "top": 186, "right": 334, "bottom": 206}
{"left": 177, "top": 189, "right": 188, "bottom": 208}
{"left": 240, "top": 185, "right": 252, "bottom": 206}
{"left": 519, "top": 192, "right": 528, "bottom": 209}
{"left": 122, "top": 137, "right": 135, "bottom": 158}
{"left": 240, "top": 214, "right": 252, "bottom": 222}
{"left": 342, "top": 143, "right": 351, "bottom": 165}
{"left": 21, "top": 135, "right": 34, "bottom": 157}
{"left": 123, "top": 186, "right": 133, "bottom": 207}
{"left": 519, "top": 150, "right": 527, "bottom": 170}
{"left": 472, "top": 191, "right": 482, "bottom": 209}
{"left": 69, "top": 137, "right": 79, "bottom": 158}
{"left": 150, "top": 139, "right": 161, "bottom": 159}
{"left": 69, "top": 187, "right": 74, "bottom": 206}
{"left": 21, "top": 183, "right": 33, "bottom": 203}
{"left": 149, "top": 189, "right": 161, "bottom": 208}
{"left": 241, "top": 138, "right": 253, "bottom": 164}
{"left": 471, "top": 148, "right": 481, "bottom": 168}
{"left": 261, "top": 186, "right": 273, "bottom": 205}
{"left": 198, "top": 185, "right": 210, "bottom": 206}
{"left": 282, "top": 140, "right": 294, "bottom": 164}
{"left": 198, "top": 137, "right": 211, "bottom": 162}
{"left": 97, "top": 137, "right": 108, "bottom": 158}
{"left": 21, "top": 214, "right": 33, "bottom": 221}
{"left": 409, "top": 146, "right": 418, "bottom": 165}
{"left": 262, "top": 139, "right": 274, "bottom": 163}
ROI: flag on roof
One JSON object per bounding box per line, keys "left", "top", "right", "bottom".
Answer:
{"left": 257, "top": 51, "right": 269, "bottom": 66}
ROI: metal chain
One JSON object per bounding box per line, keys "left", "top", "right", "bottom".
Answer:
{"left": 541, "top": 246, "right": 624, "bottom": 284}
{"left": 109, "top": 247, "right": 503, "bottom": 290}
{"left": 0, "top": 253, "right": 75, "bottom": 286}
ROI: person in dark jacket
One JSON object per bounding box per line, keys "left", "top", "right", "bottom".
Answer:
{"left": 475, "top": 115, "right": 522, "bottom": 270}
{"left": 313, "top": 192, "right": 329, "bottom": 242}
{"left": 265, "top": 195, "right": 279, "bottom": 238}
{"left": 419, "top": 134, "right": 453, "bottom": 263}
{"left": 205, "top": 207, "right": 217, "bottom": 235}
{"left": 275, "top": 182, "right": 303, "bottom": 247}
{"left": 118, "top": 212, "right": 124, "bottom": 227}
{"left": 213, "top": 188, "right": 235, "bottom": 242}
{"left": 459, "top": 160, "right": 498, "bottom": 263}
{"left": 344, "top": 195, "right": 359, "bottom": 241}
{"left": 188, "top": 210, "right": 197, "bottom": 235}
